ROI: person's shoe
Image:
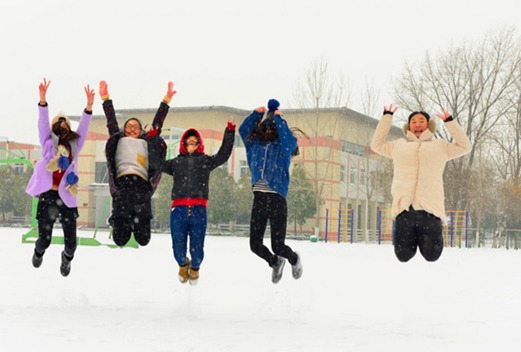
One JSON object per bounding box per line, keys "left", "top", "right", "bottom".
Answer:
{"left": 178, "top": 259, "right": 190, "bottom": 284}
{"left": 60, "top": 251, "right": 72, "bottom": 277}
{"left": 291, "top": 252, "right": 303, "bottom": 279}
{"left": 32, "top": 250, "right": 43, "bottom": 268}
{"left": 188, "top": 267, "right": 199, "bottom": 286}
{"left": 271, "top": 256, "right": 285, "bottom": 284}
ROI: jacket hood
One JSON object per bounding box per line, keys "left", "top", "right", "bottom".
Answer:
{"left": 402, "top": 119, "right": 437, "bottom": 140}
{"left": 179, "top": 128, "right": 205, "bottom": 154}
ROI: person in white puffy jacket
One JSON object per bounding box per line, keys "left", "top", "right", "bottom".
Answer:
{"left": 370, "top": 105, "right": 472, "bottom": 262}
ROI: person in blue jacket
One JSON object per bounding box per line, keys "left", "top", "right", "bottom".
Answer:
{"left": 239, "top": 99, "right": 303, "bottom": 284}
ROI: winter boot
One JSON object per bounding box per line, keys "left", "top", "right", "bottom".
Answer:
{"left": 60, "top": 251, "right": 72, "bottom": 277}
{"left": 32, "top": 250, "right": 43, "bottom": 268}
{"left": 189, "top": 267, "right": 199, "bottom": 286}
{"left": 271, "top": 256, "right": 285, "bottom": 284}
{"left": 178, "top": 258, "right": 190, "bottom": 284}
{"left": 291, "top": 252, "right": 303, "bottom": 279}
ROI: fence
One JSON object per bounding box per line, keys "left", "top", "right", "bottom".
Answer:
{"left": 323, "top": 208, "right": 354, "bottom": 243}
{"left": 376, "top": 209, "right": 470, "bottom": 248}
{"left": 324, "top": 208, "right": 476, "bottom": 248}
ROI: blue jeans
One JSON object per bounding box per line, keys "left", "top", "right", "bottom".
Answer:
{"left": 170, "top": 206, "right": 207, "bottom": 269}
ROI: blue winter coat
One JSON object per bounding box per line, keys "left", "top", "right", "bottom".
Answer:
{"left": 239, "top": 110, "right": 297, "bottom": 198}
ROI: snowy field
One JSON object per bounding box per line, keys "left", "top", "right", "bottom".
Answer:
{"left": 1, "top": 226, "right": 520, "bottom": 352}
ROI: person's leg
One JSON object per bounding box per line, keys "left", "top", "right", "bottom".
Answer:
{"left": 110, "top": 178, "right": 134, "bottom": 247}
{"left": 59, "top": 205, "right": 78, "bottom": 260}
{"left": 34, "top": 191, "right": 59, "bottom": 257}
{"left": 268, "top": 193, "right": 298, "bottom": 264}
{"left": 188, "top": 206, "right": 207, "bottom": 270}
{"left": 133, "top": 196, "right": 153, "bottom": 246}
{"left": 170, "top": 206, "right": 189, "bottom": 266}
{"left": 416, "top": 211, "right": 444, "bottom": 262}
{"left": 249, "top": 192, "right": 277, "bottom": 266}
{"left": 393, "top": 209, "right": 418, "bottom": 262}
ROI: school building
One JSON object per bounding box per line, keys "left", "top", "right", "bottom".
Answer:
{"left": 65, "top": 104, "right": 402, "bottom": 239}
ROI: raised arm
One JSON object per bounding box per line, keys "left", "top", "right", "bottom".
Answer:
{"left": 99, "top": 80, "right": 120, "bottom": 136}
{"left": 209, "top": 119, "right": 236, "bottom": 170}
{"left": 435, "top": 108, "right": 472, "bottom": 159}
{"left": 150, "top": 81, "right": 176, "bottom": 133}
{"left": 239, "top": 106, "right": 265, "bottom": 144}
{"left": 273, "top": 110, "right": 297, "bottom": 157}
{"left": 37, "top": 78, "right": 52, "bottom": 147}
{"left": 76, "top": 84, "right": 95, "bottom": 151}
{"left": 370, "top": 105, "right": 398, "bottom": 158}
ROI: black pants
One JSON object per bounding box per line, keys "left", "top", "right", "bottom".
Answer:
{"left": 394, "top": 207, "right": 444, "bottom": 262}
{"left": 249, "top": 192, "right": 297, "bottom": 267}
{"left": 111, "top": 175, "right": 153, "bottom": 247}
{"left": 35, "top": 190, "right": 79, "bottom": 258}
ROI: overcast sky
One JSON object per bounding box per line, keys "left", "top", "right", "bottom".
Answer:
{"left": 1, "top": 0, "right": 520, "bottom": 144}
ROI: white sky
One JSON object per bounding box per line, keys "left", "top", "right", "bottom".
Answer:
{"left": 1, "top": 0, "right": 520, "bottom": 144}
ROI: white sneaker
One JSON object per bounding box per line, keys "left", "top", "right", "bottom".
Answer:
{"left": 291, "top": 252, "right": 303, "bottom": 279}
{"left": 271, "top": 256, "right": 285, "bottom": 284}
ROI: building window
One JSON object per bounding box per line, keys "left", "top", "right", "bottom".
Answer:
{"left": 360, "top": 168, "right": 366, "bottom": 186}
{"left": 350, "top": 166, "right": 356, "bottom": 185}
{"left": 95, "top": 162, "right": 108, "bottom": 183}
{"left": 340, "top": 164, "right": 345, "bottom": 182}
{"left": 240, "top": 160, "right": 249, "bottom": 177}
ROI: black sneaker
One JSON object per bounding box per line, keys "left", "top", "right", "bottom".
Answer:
{"left": 32, "top": 251, "right": 43, "bottom": 268}
{"left": 271, "top": 256, "right": 285, "bottom": 284}
{"left": 60, "top": 251, "right": 72, "bottom": 277}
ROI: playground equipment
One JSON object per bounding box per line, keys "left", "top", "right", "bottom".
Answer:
{"left": 323, "top": 208, "right": 354, "bottom": 243}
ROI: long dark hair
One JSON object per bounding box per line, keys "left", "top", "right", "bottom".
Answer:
{"left": 247, "top": 111, "right": 307, "bottom": 157}
{"left": 52, "top": 122, "right": 80, "bottom": 142}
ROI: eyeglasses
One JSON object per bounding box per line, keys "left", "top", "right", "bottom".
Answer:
{"left": 125, "top": 124, "right": 141, "bottom": 131}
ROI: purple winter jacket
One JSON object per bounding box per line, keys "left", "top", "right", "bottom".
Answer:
{"left": 25, "top": 104, "right": 92, "bottom": 208}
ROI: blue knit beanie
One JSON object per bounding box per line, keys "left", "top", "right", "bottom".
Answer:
{"left": 267, "top": 99, "right": 280, "bottom": 111}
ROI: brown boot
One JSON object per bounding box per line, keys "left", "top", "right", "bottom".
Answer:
{"left": 188, "top": 267, "right": 199, "bottom": 286}
{"left": 178, "top": 258, "right": 190, "bottom": 284}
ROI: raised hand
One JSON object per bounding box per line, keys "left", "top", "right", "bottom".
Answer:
{"left": 166, "top": 81, "right": 177, "bottom": 99}
{"left": 84, "top": 84, "right": 95, "bottom": 111}
{"left": 147, "top": 125, "right": 160, "bottom": 137}
{"left": 39, "top": 78, "right": 51, "bottom": 104}
{"left": 99, "top": 80, "right": 109, "bottom": 100}
{"left": 227, "top": 118, "right": 236, "bottom": 131}
{"left": 435, "top": 108, "right": 451, "bottom": 121}
{"left": 384, "top": 104, "right": 398, "bottom": 115}
{"left": 255, "top": 106, "right": 266, "bottom": 113}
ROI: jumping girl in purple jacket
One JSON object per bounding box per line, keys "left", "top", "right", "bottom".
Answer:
{"left": 26, "top": 78, "right": 94, "bottom": 277}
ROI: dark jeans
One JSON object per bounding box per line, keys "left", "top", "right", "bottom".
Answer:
{"left": 35, "top": 190, "right": 79, "bottom": 258}
{"left": 394, "top": 207, "right": 444, "bottom": 262}
{"left": 249, "top": 192, "right": 297, "bottom": 267}
{"left": 111, "top": 175, "right": 153, "bottom": 247}
{"left": 170, "top": 206, "right": 207, "bottom": 270}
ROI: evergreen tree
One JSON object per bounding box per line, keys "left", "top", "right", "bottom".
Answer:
{"left": 207, "top": 167, "right": 236, "bottom": 226}
{"left": 287, "top": 163, "right": 317, "bottom": 234}
{"left": 153, "top": 173, "right": 173, "bottom": 232}
{"left": 235, "top": 172, "right": 253, "bottom": 224}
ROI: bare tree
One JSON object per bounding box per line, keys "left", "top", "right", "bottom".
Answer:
{"left": 292, "top": 57, "right": 352, "bottom": 231}
{"left": 360, "top": 76, "right": 381, "bottom": 118}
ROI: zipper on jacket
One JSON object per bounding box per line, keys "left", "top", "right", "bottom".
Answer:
{"left": 410, "top": 141, "right": 421, "bottom": 205}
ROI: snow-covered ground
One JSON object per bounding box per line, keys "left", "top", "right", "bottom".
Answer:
{"left": 1, "top": 226, "right": 520, "bottom": 352}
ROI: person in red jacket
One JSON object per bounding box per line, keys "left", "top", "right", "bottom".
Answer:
{"left": 162, "top": 121, "right": 235, "bottom": 285}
